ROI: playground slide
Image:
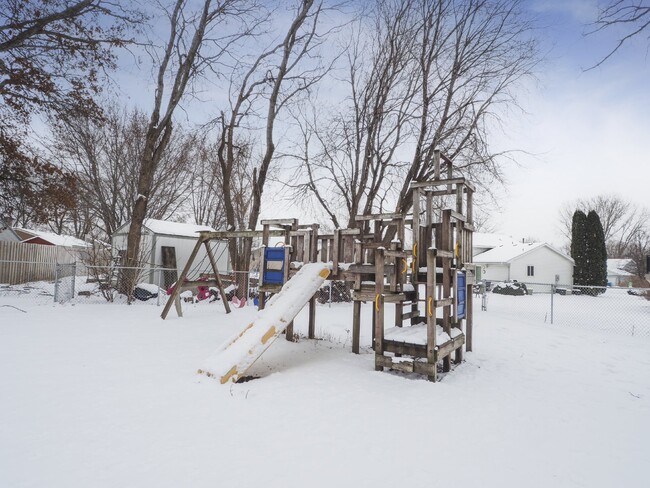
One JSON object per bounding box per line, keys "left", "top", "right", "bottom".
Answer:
{"left": 199, "top": 262, "right": 332, "bottom": 384}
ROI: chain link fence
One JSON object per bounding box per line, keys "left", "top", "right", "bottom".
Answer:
{"left": 3, "top": 259, "right": 648, "bottom": 339}
{"left": 0, "top": 260, "right": 356, "bottom": 308}
{"left": 477, "top": 281, "right": 650, "bottom": 337}
{"left": 0, "top": 260, "right": 175, "bottom": 306}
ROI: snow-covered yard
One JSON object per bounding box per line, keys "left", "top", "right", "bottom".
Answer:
{"left": 1, "top": 298, "right": 649, "bottom": 487}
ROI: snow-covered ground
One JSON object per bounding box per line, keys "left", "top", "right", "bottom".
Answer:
{"left": 1, "top": 296, "right": 649, "bottom": 487}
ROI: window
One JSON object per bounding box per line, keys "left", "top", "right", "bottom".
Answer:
{"left": 527, "top": 265, "right": 534, "bottom": 277}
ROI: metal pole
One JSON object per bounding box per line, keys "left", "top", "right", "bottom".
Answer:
{"left": 550, "top": 284, "right": 555, "bottom": 325}
{"left": 53, "top": 263, "right": 59, "bottom": 304}
{"left": 71, "top": 263, "right": 76, "bottom": 302}
{"left": 247, "top": 272, "right": 251, "bottom": 306}
{"left": 329, "top": 281, "right": 332, "bottom": 307}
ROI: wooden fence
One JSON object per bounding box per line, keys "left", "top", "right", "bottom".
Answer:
{"left": 0, "top": 242, "right": 78, "bottom": 285}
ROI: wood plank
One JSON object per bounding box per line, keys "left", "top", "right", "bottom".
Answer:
{"left": 410, "top": 177, "right": 475, "bottom": 190}
{"left": 352, "top": 300, "right": 361, "bottom": 354}
{"left": 402, "top": 310, "right": 420, "bottom": 320}
{"left": 260, "top": 218, "right": 298, "bottom": 226}
{"left": 354, "top": 212, "right": 404, "bottom": 221}
{"left": 382, "top": 341, "right": 427, "bottom": 357}
{"left": 437, "top": 334, "right": 465, "bottom": 359}
{"left": 375, "top": 355, "right": 437, "bottom": 377}
{"left": 352, "top": 291, "right": 405, "bottom": 303}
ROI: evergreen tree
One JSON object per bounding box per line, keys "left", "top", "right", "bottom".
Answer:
{"left": 586, "top": 210, "right": 608, "bottom": 293}
{"left": 571, "top": 210, "right": 588, "bottom": 285}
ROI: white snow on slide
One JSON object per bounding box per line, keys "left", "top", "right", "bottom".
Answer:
{"left": 200, "top": 262, "right": 331, "bottom": 383}
{"left": 0, "top": 298, "right": 649, "bottom": 487}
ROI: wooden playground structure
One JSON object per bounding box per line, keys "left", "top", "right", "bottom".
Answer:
{"left": 162, "top": 151, "right": 476, "bottom": 382}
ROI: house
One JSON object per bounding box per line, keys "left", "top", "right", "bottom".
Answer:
{"left": 110, "top": 219, "right": 230, "bottom": 288}
{"left": 0, "top": 219, "right": 21, "bottom": 242}
{"left": 473, "top": 241, "right": 574, "bottom": 288}
{"left": 607, "top": 259, "right": 635, "bottom": 287}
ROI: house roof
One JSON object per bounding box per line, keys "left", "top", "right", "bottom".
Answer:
{"left": 607, "top": 259, "right": 634, "bottom": 277}
{"left": 114, "top": 219, "right": 216, "bottom": 238}
{"left": 18, "top": 229, "right": 90, "bottom": 248}
{"left": 473, "top": 232, "right": 519, "bottom": 250}
{"left": 474, "top": 242, "right": 574, "bottom": 264}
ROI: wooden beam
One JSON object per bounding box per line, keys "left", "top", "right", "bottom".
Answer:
{"left": 354, "top": 212, "right": 404, "bottom": 222}
{"left": 204, "top": 241, "right": 231, "bottom": 313}
{"left": 410, "top": 177, "right": 476, "bottom": 192}
{"left": 260, "top": 218, "right": 298, "bottom": 226}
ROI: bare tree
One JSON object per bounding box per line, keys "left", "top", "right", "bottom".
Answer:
{"left": 558, "top": 194, "right": 642, "bottom": 242}
{"left": 188, "top": 134, "right": 253, "bottom": 231}
{"left": 121, "top": 0, "right": 257, "bottom": 293}
{"left": 287, "top": 0, "right": 540, "bottom": 233}
{"left": 287, "top": 0, "right": 418, "bottom": 229}
{"left": 0, "top": 0, "right": 142, "bottom": 211}
{"left": 49, "top": 104, "right": 196, "bottom": 240}
{"left": 588, "top": 1, "right": 650, "bottom": 68}
{"left": 212, "top": 0, "right": 331, "bottom": 270}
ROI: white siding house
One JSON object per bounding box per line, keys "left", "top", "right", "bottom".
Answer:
{"left": 111, "top": 219, "right": 230, "bottom": 287}
{"left": 607, "top": 259, "right": 635, "bottom": 286}
{"left": 474, "top": 242, "right": 574, "bottom": 288}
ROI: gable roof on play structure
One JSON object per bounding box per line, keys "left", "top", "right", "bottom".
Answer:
{"left": 474, "top": 241, "right": 574, "bottom": 265}
{"left": 113, "top": 219, "right": 215, "bottom": 238}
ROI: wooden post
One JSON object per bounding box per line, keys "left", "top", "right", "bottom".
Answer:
{"left": 442, "top": 209, "right": 452, "bottom": 372}
{"left": 374, "top": 247, "right": 385, "bottom": 369}
{"left": 174, "top": 294, "right": 183, "bottom": 317}
{"left": 411, "top": 188, "right": 420, "bottom": 325}
{"left": 204, "top": 241, "right": 231, "bottom": 314}
{"left": 332, "top": 229, "right": 340, "bottom": 274}
{"left": 433, "top": 149, "right": 441, "bottom": 180}
{"left": 161, "top": 235, "right": 204, "bottom": 319}
{"left": 426, "top": 247, "right": 438, "bottom": 382}
{"left": 453, "top": 270, "right": 463, "bottom": 364}
{"left": 284, "top": 245, "right": 294, "bottom": 341}
{"left": 308, "top": 224, "right": 319, "bottom": 340}
{"left": 352, "top": 300, "right": 361, "bottom": 354}
{"left": 352, "top": 238, "right": 363, "bottom": 354}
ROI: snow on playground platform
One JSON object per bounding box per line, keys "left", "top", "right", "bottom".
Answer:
{"left": 1, "top": 299, "right": 649, "bottom": 487}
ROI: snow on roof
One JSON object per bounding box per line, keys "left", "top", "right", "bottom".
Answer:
{"left": 20, "top": 229, "right": 90, "bottom": 248}
{"left": 473, "top": 232, "right": 519, "bottom": 250}
{"left": 607, "top": 259, "right": 634, "bottom": 277}
{"left": 143, "top": 219, "right": 215, "bottom": 237}
{"left": 474, "top": 241, "right": 573, "bottom": 264}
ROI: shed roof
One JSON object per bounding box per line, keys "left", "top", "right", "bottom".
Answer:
{"left": 113, "top": 219, "right": 216, "bottom": 238}
{"left": 473, "top": 232, "right": 519, "bottom": 250}
{"left": 474, "top": 242, "right": 573, "bottom": 264}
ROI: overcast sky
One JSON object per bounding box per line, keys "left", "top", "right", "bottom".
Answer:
{"left": 109, "top": 0, "right": 648, "bottom": 246}
{"left": 491, "top": 0, "right": 650, "bottom": 248}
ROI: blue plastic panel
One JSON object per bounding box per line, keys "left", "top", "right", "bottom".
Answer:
{"left": 457, "top": 271, "right": 466, "bottom": 319}
{"left": 263, "top": 248, "right": 286, "bottom": 285}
